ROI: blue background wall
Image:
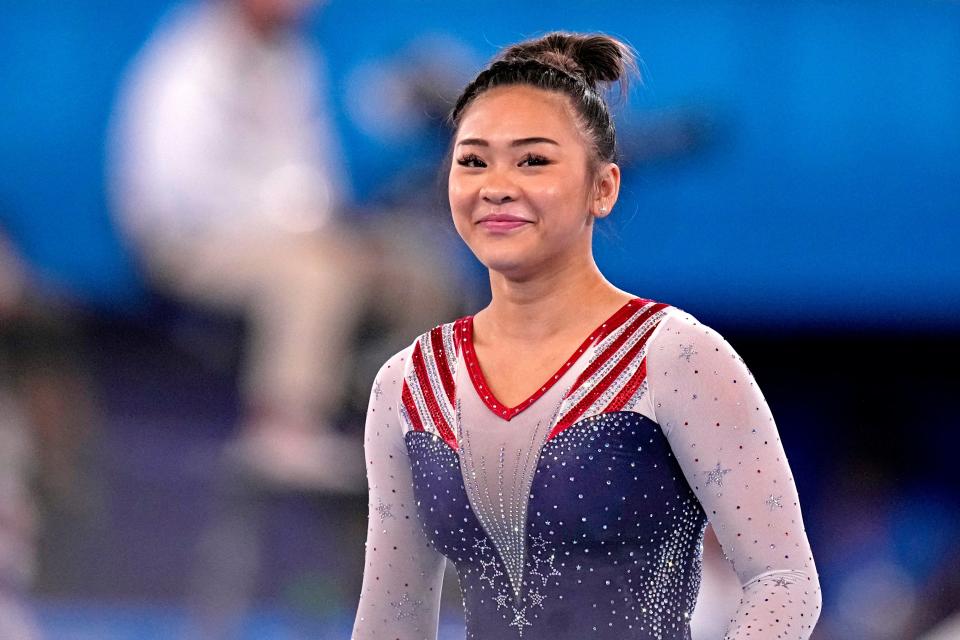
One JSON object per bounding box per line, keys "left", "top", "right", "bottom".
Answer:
{"left": 1, "top": 0, "right": 958, "bottom": 328}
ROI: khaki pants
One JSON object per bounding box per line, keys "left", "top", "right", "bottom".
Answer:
{"left": 144, "top": 225, "right": 367, "bottom": 427}
{"left": 140, "top": 216, "right": 459, "bottom": 429}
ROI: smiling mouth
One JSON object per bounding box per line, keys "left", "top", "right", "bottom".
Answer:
{"left": 477, "top": 216, "right": 532, "bottom": 233}
{"left": 478, "top": 212, "right": 530, "bottom": 222}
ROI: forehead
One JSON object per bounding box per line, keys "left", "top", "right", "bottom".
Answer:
{"left": 455, "top": 85, "right": 584, "bottom": 145}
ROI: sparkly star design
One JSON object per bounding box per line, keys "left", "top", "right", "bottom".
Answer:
{"left": 679, "top": 343, "right": 698, "bottom": 362}
{"left": 529, "top": 567, "right": 542, "bottom": 584}
{"left": 765, "top": 494, "right": 784, "bottom": 511}
{"left": 508, "top": 606, "right": 532, "bottom": 636}
{"left": 704, "top": 462, "right": 731, "bottom": 488}
{"left": 530, "top": 533, "right": 549, "bottom": 552}
{"left": 479, "top": 558, "right": 503, "bottom": 588}
{"left": 533, "top": 554, "right": 561, "bottom": 586}
{"left": 494, "top": 593, "right": 510, "bottom": 610}
{"left": 528, "top": 590, "right": 546, "bottom": 608}
{"left": 473, "top": 537, "right": 492, "bottom": 555}
{"left": 375, "top": 500, "right": 394, "bottom": 522}
{"left": 373, "top": 380, "right": 383, "bottom": 400}
{"left": 390, "top": 592, "right": 423, "bottom": 621}
{"left": 772, "top": 576, "right": 791, "bottom": 589}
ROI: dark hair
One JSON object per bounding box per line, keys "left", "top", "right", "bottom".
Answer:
{"left": 449, "top": 32, "right": 638, "bottom": 166}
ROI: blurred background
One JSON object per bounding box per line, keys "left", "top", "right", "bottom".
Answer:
{"left": 1, "top": 0, "right": 958, "bottom": 638}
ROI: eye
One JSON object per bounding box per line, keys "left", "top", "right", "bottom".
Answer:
{"left": 456, "top": 153, "right": 486, "bottom": 168}
{"left": 519, "top": 153, "right": 551, "bottom": 167}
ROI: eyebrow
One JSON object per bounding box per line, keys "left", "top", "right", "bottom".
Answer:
{"left": 457, "top": 137, "right": 560, "bottom": 147}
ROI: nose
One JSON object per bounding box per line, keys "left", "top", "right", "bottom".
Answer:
{"left": 479, "top": 167, "right": 519, "bottom": 205}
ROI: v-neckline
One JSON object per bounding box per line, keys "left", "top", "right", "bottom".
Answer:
{"left": 459, "top": 297, "right": 645, "bottom": 421}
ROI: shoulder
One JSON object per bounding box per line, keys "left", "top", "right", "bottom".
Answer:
{"left": 644, "top": 303, "right": 753, "bottom": 383}
{"left": 135, "top": 5, "right": 210, "bottom": 70}
{"left": 372, "top": 316, "right": 467, "bottom": 394}
{"left": 646, "top": 303, "right": 728, "bottom": 353}
{"left": 635, "top": 301, "right": 748, "bottom": 377}
{"left": 601, "top": 298, "right": 715, "bottom": 352}
{"left": 401, "top": 317, "right": 470, "bottom": 375}
{"left": 372, "top": 343, "right": 416, "bottom": 392}
{"left": 126, "top": 4, "right": 230, "bottom": 98}
{"left": 387, "top": 320, "right": 465, "bottom": 448}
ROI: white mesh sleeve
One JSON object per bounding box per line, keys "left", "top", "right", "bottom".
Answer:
{"left": 648, "top": 309, "right": 822, "bottom": 638}
{"left": 352, "top": 347, "right": 446, "bottom": 640}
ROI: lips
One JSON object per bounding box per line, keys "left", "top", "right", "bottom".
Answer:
{"left": 477, "top": 213, "right": 533, "bottom": 233}
{"left": 479, "top": 213, "right": 529, "bottom": 223}
{"left": 480, "top": 213, "right": 530, "bottom": 222}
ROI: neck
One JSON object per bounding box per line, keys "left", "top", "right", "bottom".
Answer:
{"left": 478, "top": 248, "right": 627, "bottom": 344}
{"left": 225, "top": 0, "right": 289, "bottom": 43}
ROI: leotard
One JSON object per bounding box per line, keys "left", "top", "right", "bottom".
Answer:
{"left": 353, "top": 298, "right": 821, "bottom": 639}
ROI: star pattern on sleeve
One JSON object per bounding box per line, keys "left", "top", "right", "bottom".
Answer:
{"left": 375, "top": 499, "right": 394, "bottom": 522}
{"left": 353, "top": 348, "right": 446, "bottom": 639}
{"left": 390, "top": 592, "right": 424, "bottom": 621}
{"left": 678, "top": 343, "right": 698, "bottom": 362}
{"left": 650, "top": 309, "right": 821, "bottom": 638}
{"left": 704, "top": 461, "right": 731, "bottom": 488}
{"left": 765, "top": 494, "right": 784, "bottom": 511}
{"left": 772, "top": 576, "right": 792, "bottom": 589}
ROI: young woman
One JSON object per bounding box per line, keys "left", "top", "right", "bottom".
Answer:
{"left": 352, "top": 32, "right": 821, "bottom": 640}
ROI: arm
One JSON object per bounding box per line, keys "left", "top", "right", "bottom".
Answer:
{"left": 648, "top": 309, "right": 821, "bottom": 638}
{"left": 352, "top": 347, "right": 446, "bottom": 640}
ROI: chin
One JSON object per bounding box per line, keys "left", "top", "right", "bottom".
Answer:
{"left": 464, "top": 228, "right": 554, "bottom": 278}
{"left": 476, "top": 248, "right": 542, "bottom": 280}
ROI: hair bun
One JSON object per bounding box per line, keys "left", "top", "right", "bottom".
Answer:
{"left": 450, "top": 31, "right": 636, "bottom": 163}
{"left": 500, "top": 32, "right": 637, "bottom": 91}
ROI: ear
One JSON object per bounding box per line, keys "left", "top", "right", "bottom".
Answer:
{"left": 592, "top": 162, "right": 621, "bottom": 219}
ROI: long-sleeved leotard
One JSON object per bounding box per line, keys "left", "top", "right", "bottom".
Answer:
{"left": 353, "top": 299, "right": 821, "bottom": 639}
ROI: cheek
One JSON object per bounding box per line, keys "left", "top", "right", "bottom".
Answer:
{"left": 536, "top": 181, "right": 564, "bottom": 202}
{"left": 447, "top": 179, "right": 463, "bottom": 208}
{"left": 528, "top": 178, "right": 585, "bottom": 223}
{"left": 447, "top": 178, "right": 473, "bottom": 239}
{"left": 448, "top": 174, "right": 472, "bottom": 215}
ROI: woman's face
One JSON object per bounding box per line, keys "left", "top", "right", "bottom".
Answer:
{"left": 448, "top": 84, "right": 616, "bottom": 279}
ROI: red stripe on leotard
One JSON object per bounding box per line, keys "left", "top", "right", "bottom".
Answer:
{"left": 411, "top": 340, "right": 458, "bottom": 451}
{"left": 430, "top": 326, "right": 456, "bottom": 407}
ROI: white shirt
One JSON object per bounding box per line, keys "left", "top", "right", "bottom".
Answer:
{"left": 108, "top": 1, "right": 347, "bottom": 251}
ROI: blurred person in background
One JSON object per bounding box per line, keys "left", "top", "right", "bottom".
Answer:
{"left": 0, "top": 227, "right": 102, "bottom": 639}
{"left": 109, "top": 0, "right": 365, "bottom": 492}
{"left": 107, "top": 0, "right": 461, "bottom": 635}
{"left": 0, "top": 231, "right": 41, "bottom": 640}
